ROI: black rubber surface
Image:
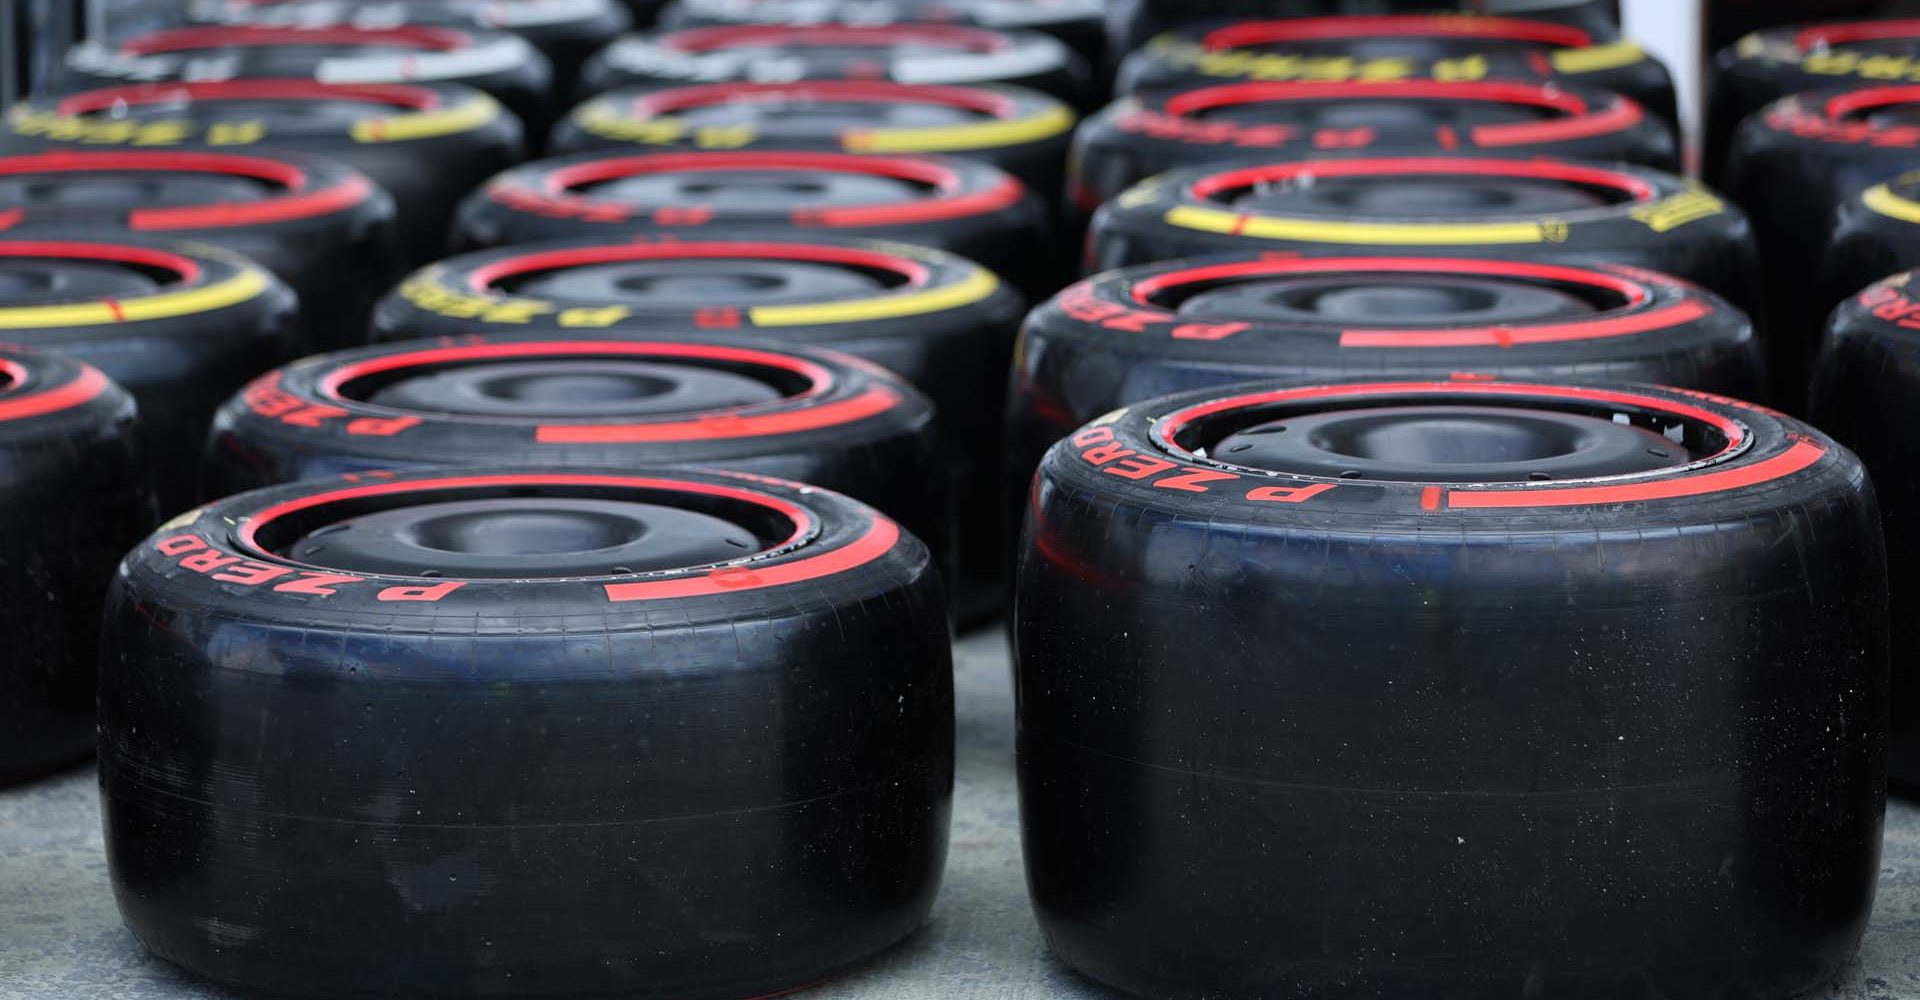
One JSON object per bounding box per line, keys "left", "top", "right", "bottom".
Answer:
{"left": 662, "top": 0, "right": 1107, "bottom": 69}
{"left": 0, "top": 349, "right": 153, "bottom": 785}
{"left": 1007, "top": 251, "right": 1764, "bottom": 529}
{"left": 101, "top": 466, "right": 951, "bottom": 999}
{"left": 456, "top": 149, "right": 1057, "bottom": 301}
{"left": 0, "top": 149, "right": 396, "bottom": 353}
{"left": 1018, "top": 376, "right": 1886, "bottom": 1000}
{"left": 4, "top": 79, "right": 524, "bottom": 265}
{"left": 371, "top": 234, "right": 1022, "bottom": 622}
{"left": 1809, "top": 268, "right": 1920, "bottom": 792}
{"left": 203, "top": 332, "right": 949, "bottom": 591}
{"left": 1089, "top": 156, "right": 1761, "bottom": 314}
{"left": 1105, "top": 0, "right": 1620, "bottom": 56}
{"left": 1825, "top": 169, "right": 1920, "bottom": 318}
{"left": 0, "top": 238, "right": 296, "bottom": 512}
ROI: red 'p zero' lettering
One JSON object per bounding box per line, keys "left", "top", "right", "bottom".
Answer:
{"left": 1104, "top": 455, "right": 1177, "bottom": 480}
{"left": 346, "top": 415, "right": 423, "bottom": 437}
{"left": 281, "top": 403, "right": 349, "bottom": 428}
{"left": 274, "top": 572, "right": 364, "bottom": 596}
{"left": 1071, "top": 426, "right": 1115, "bottom": 447}
{"left": 377, "top": 581, "right": 465, "bottom": 602}
{"left": 1171, "top": 322, "right": 1249, "bottom": 341}
{"left": 180, "top": 550, "right": 243, "bottom": 574}
{"left": 211, "top": 561, "right": 293, "bottom": 585}
{"left": 1082, "top": 442, "right": 1135, "bottom": 465}
{"left": 1246, "top": 483, "right": 1339, "bottom": 503}
{"left": 156, "top": 534, "right": 206, "bottom": 556}
{"left": 1154, "top": 468, "right": 1238, "bottom": 492}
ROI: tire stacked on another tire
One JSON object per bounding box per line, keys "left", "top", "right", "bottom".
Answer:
{"left": 102, "top": 466, "right": 952, "bottom": 999}
{"left": 0, "top": 348, "right": 153, "bottom": 785}
{"left": 3, "top": 80, "right": 525, "bottom": 265}
{"left": 371, "top": 234, "right": 1022, "bottom": 622}
{"left": 453, "top": 150, "right": 1054, "bottom": 300}
{"left": 1810, "top": 268, "right": 1920, "bottom": 792}
{"left": 0, "top": 149, "right": 398, "bottom": 351}
{"left": 1089, "top": 155, "right": 1761, "bottom": 312}
{"left": 0, "top": 238, "right": 297, "bottom": 512}
{"left": 1105, "top": 0, "right": 1623, "bottom": 56}
{"left": 1114, "top": 13, "right": 1671, "bottom": 121}
{"left": 1069, "top": 78, "right": 1676, "bottom": 216}
{"left": 1723, "top": 84, "right": 1920, "bottom": 391}
{"left": 662, "top": 0, "right": 1107, "bottom": 71}
{"left": 582, "top": 23, "right": 1095, "bottom": 110}
{"left": 1708, "top": 17, "right": 1920, "bottom": 183}
{"left": 1018, "top": 376, "right": 1886, "bottom": 1000}
{"left": 183, "top": 0, "right": 632, "bottom": 94}
{"left": 1825, "top": 169, "right": 1920, "bottom": 311}
{"left": 202, "top": 333, "right": 950, "bottom": 589}
{"left": 550, "top": 80, "right": 1076, "bottom": 203}
{"left": 61, "top": 24, "right": 559, "bottom": 138}
{"left": 1007, "top": 252, "right": 1766, "bottom": 517}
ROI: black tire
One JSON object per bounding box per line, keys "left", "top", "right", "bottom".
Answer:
{"left": 1089, "top": 156, "right": 1761, "bottom": 314}
{"left": 1115, "top": 13, "right": 1672, "bottom": 125}
{"left": 550, "top": 80, "right": 1076, "bottom": 204}
{"left": 185, "top": 0, "right": 632, "bottom": 94}
{"left": 101, "top": 466, "right": 951, "bottom": 999}
{"left": 1018, "top": 376, "right": 1885, "bottom": 1000}
{"left": 455, "top": 149, "right": 1058, "bottom": 301}
{"left": 1824, "top": 169, "right": 1920, "bottom": 317}
{"left": 0, "top": 349, "right": 153, "bottom": 785}
{"left": 662, "top": 0, "right": 1107, "bottom": 71}
{"left": 1811, "top": 268, "right": 1920, "bottom": 794}
{"left": 62, "top": 24, "right": 559, "bottom": 139}
{"left": 203, "top": 332, "right": 949, "bottom": 589}
{"left": 1104, "top": 0, "right": 1622, "bottom": 56}
{"left": 1070, "top": 78, "right": 1675, "bottom": 215}
{"left": 1723, "top": 86, "right": 1920, "bottom": 395}
{"left": 0, "top": 149, "right": 394, "bottom": 354}
{"left": 4, "top": 79, "right": 525, "bottom": 265}
{"left": 1708, "top": 18, "right": 1920, "bottom": 184}
{"left": 582, "top": 23, "right": 1094, "bottom": 110}
{"left": 0, "top": 238, "right": 297, "bottom": 513}
{"left": 372, "top": 234, "right": 1024, "bottom": 622}
{"left": 1009, "top": 252, "right": 1765, "bottom": 525}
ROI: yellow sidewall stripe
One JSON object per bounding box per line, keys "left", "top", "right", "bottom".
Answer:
{"left": 841, "top": 105, "right": 1076, "bottom": 153}
{"left": 1865, "top": 183, "right": 1920, "bottom": 225}
{"left": 352, "top": 95, "right": 502, "bottom": 143}
{"left": 1550, "top": 42, "right": 1649, "bottom": 74}
{"left": 1164, "top": 205, "right": 1554, "bottom": 245}
{"left": 0, "top": 267, "right": 270, "bottom": 328}
{"left": 749, "top": 268, "right": 999, "bottom": 326}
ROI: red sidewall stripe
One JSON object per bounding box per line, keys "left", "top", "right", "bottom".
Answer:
{"left": 604, "top": 515, "right": 898, "bottom": 602}
{"left": 1186, "top": 156, "right": 1657, "bottom": 201}
{"left": 1444, "top": 439, "right": 1824, "bottom": 508}
{"left": 538, "top": 385, "right": 901, "bottom": 442}
{"left": 130, "top": 174, "right": 372, "bottom": 230}
{"left": 1339, "top": 298, "right": 1710, "bottom": 347}
{"left": 1200, "top": 15, "right": 1592, "bottom": 50}
{"left": 0, "top": 364, "right": 108, "bottom": 422}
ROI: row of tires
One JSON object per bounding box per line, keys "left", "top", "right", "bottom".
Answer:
{"left": 14, "top": 3, "right": 1920, "bottom": 1000}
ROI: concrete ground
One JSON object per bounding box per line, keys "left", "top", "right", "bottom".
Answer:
{"left": 3, "top": 628, "right": 1919, "bottom": 999}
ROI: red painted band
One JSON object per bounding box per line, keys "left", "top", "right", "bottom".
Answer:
{"left": 0, "top": 149, "right": 304, "bottom": 186}
{"left": 131, "top": 174, "right": 372, "bottom": 230}
{"left": 1796, "top": 19, "right": 1920, "bottom": 49}
{"left": 120, "top": 25, "right": 471, "bottom": 55}
{"left": 626, "top": 81, "right": 1016, "bottom": 118}
{"left": 1200, "top": 14, "right": 1592, "bottom": 51}
{"left": 1187, "top": 156, "right": 1657, "bottom": 202}
{"left": 1163, "top": 80, "right": 1590, "bottom": 118}
{"left": 464, "top": 241, "right": 931, "bottom": 292}
{"left": 54, "top": 80, "right": 442, "bottom": 115}
{"left": 1823, "top": 85, "right": 1920, "bottom": 120}
{"left": 0, "top": 364, "right": 109, "bottom": 422}
{"left": 237, "top": 473, "right": 814, "bottom": 564}
{"left": 0, "top": 240, "right": 200, "bottom": 282}
{"left": 604, "top": 515, "right": 898, "bottom": 602}
{"left": 1339, "top": 298, "right": 1710, "bottom": 347}
{"left": 1154, "top": 380, "right": 1746, "bottom": 461}
{"left": 538, "top": 385, "right": 902, "bottom": 442}
{"left": 1445, "top": 439, "right": 1823, "bottom": 508}
{"left": 662, "top": 24, "right": 1008, "bottom": 53}
{"left": 1130, "top": 257, "right": 1651, "bottom": 308}
{"left": 1471, "top": 94, "right": 1641, "bottom": 146}
{"left": 0, "top": 358, "right": 23, "bottom": 392}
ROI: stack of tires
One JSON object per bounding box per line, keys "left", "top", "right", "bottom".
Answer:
{"left": 0, "top": 3, "right": 1905, "bottom": 1000}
